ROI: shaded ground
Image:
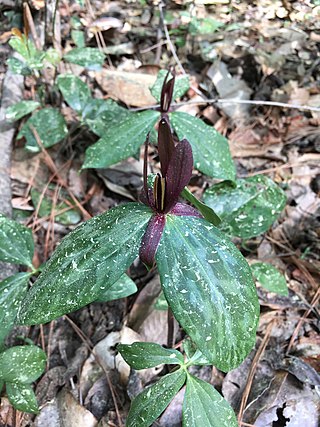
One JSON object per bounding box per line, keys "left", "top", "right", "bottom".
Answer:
{"left": 0, "top": 1, "right": 319, "bottom": 426}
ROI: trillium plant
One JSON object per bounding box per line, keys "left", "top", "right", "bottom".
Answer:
{"left": 1, "top": 71, "right": 283, "bottom": 423}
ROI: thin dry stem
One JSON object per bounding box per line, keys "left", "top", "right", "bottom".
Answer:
{"left": 238, "top": 320, "right": 275, "bottom": 424}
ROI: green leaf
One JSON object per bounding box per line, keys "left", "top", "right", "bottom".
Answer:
{"left": 156, "top": 215, "right": 259, "bottom": 371}
{"left": 0, "top": 273, "right": 31, "bottom": 346}
{"left": 44, "top": 47, "right": 61, "bottom": 66}
{"left": 170, "top": 112, "right": 236, "bottom": 180}
{"left": 203, "top": 175, "right": 287, "bottom": 238}
{"left": 5, "top": 101, "right": 40, "bottom": 122}
{"left": 71, "top": 30, "right": 85, "bottom": 48}
{"left": 9, "top": 35, "right": 30, "bottom": 59}
{"left": 83, "top": 99, "right": 129, "bottom": 136}
{"left": 64, "top": 47, "right": 105, "bottom": 69}
{"left": 189, "top": 17, "right": 224, "bottom": 35}
{"left": 31, "top": 188, "right": 81, "bottom": 225}
{"left": 18, "top": 203, "right": 152, "bottom": 325}
{"left": 118, "top": 342, "right": 184, "bottom": 369}
{"left": 96, "top": 274, "right": 137, "bottom": 302}
{"left": 83, "top": 110, "right": 160, "bottom": 169}
{"left": 183, "top": 339, "right": 210, "bottom": 366}
{"left": 181, "top": 187, "right": 221, "bottom": 226}
{"left": 126, "top": 368, "right": 186, "bottom": 427}
{"left": 150, "top": 70, "right": 190, "bottom": 103}
{"left": 6, "top": 382, "right": 39, "bottom": 414}
{"left": 7, "top": 57, "right": 32, "bottom": 76}
{"left": 183, "top": 374, "right": 237, "bottom": 427}
{"left": 57, "top": 74, "right": 91, "bottom": 113}
{"left": 0, "top": 214, "right": 34, "bottom": 267}
{"left": 0, "top": 345, "right": 46, "bottom": 383}
{"left": 18, "top": 108, "right": 68, "bottom": 152}
{"left": 251, "top": 262, "right": 288, "bottom": 296}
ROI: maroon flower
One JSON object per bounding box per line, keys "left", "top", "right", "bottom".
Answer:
{"left": 160, "top": 71, "right": 175, "bottom": 114}
{"left": 139, "top": 116, "right": 202, "bottom": 267}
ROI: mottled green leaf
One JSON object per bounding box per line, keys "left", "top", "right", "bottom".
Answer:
{"left": 5, "top": 101, "right": 40, "bottom": 122}
{"left": 170, "top": 112, "right": 236, "bottom": 180}
{"left": 183, "top": 339, "right": 210, "bottom": 366}
{"left": 126, "top": 368, "right": 186, "bottom": 427}
{"left": 9, "top": 35, "right": 30, "bottom": 59}
{"left": 83, "top": 110, "right": 159, "bottom": 169}
{"left": 64, "top": 47, "right": 105, "bottom": 69}
{"left": 0, "top": 345, "right": 46, "bottom": 383}
{"left": 251, "top": 262, "right": 288, "bottom": 296}
{"left": 181, "top": 187, "right": 221, "bottom": 226}
{"left": 96, "top": 274, "right": 137, "bottom": 302}
{"left": 6, "top": 382, "right": 39, "bottom": 414}
{"left": 203, "top": 175, "right": 287, "bottom": 238}
{"left": 0, "top": 214, "right": 34, "bottom": 267}
{"left": 183, "top": 374, "right": 237, "bottom": 427}
{"left": 156, "top": 215, "right": 259, "bottom": 371}
{"left": 57, "top": 74, "right": 91, "bottom": 113}
{"left": 150, "top": 70, "right": 190, "bottom": 103}
{"left": 18, "top": 108, "right": 68, "bottom": 152}
{"left": 7, "top": 57, "right": 32, "bottom": 76}
{"left": 44, "top": 47, "right": 60, "bottom": 66}
{"left": 189, "top": 17, "right": 224, "bottom": 35}
{"left": 118, "top": 342, "right": 184, "bottom": 369}
{"left": 71, "top": 30, "right": 85, "bottom": 48}
{"left": 18, "top": 204, "right": 152, "bottom": 325}
{"left": 0, "top": 273, "right": 31, "bottom": 345}
{"left": 83, "top": 99, "right": 129, "bottom": 136}
{"left": 31, "top": 188, "right": 81, "bottom": 225}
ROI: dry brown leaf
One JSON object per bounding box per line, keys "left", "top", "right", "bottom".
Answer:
{"left": 57, "top": 389, "right": 98, "bottom": 427}
{"left": 94, "top": 70, "right": 157, "bottom": 107}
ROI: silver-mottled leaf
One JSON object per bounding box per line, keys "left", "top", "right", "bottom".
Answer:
{"left": 6, "top": 382, "right": 39, "bottom": 414}
{"left": 203, "top": 175, "right": 286, "bottom": 238}
{"left": 18, "top": 204, "right": 152, "bottom": 324}
{"left": 83, "top": 110, "right": 160, "bottom": 169}
{"left": 118, "top": 342, "right": 184, "bottom": 369}
{"left": 126, "top": 368, "right": 186, "bottom": 427}
{"left": 0, "top": 214, "right": 34, "bottom": 267}
{"left": 0, "top": 345, "right": 46, "bottom": 383}
{"left": 156, "top": 215, "right": 259, "bottom": 371}
{"left": 183, "top": 374, "right": 237, "bottom": 427}
{"left": 251, "top": 262, "right": 288, "bottom": 296}
{"left": 170, "top": 112, "right": 236, "bottom": 180}
{"left": 96, "top": 274, "right": 137, "bottom": 302}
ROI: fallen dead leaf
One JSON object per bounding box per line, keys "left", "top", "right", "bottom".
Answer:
{"left": 57, "top": 389, "right": 98, "bottom": 427}
{"left": 93, "top": 70, "right": 157, "bottom": 107}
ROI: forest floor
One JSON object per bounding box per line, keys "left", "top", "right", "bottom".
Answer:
{"left": 0, "top": 0, "right": 320, "bottom": 426}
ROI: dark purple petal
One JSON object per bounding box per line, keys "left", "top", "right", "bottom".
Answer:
{"left": 164, "top": 139, "right": 193, "bottom": 213}
{"left": 160, "top": 71, "right": 175, "bottom": 113}
{"left": 158, "top": 116, "right": 175, "bottom": 177}
{"left": 170, "top": 202, "right": 203, "bottom": 218}
{"left": 139, "top": 214, "right": 166, "bottom": 267}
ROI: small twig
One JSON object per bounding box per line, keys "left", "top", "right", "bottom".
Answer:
{"left": 238, "top": 320, "right": 275, "bottom": 425}
{"left": 23, "top": 3, "right": 42, "bottom": 50}
{"left": 64, "top": 315, "right": 123, "bottom": 427}
{"left": 159, "top": 2, "right": 185, "bottom": 75}
{"left": 28, "top": 125, "right": 91, "bottom": 220}
{"left": 130, "top": 98, "right": 320, "bottom": 113}
{"left": 286, "top": 286, "right": 320, "bottom": 355}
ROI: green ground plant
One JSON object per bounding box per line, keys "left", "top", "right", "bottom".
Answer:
{"left": 3, "top": 65, "right": 288, "bottom": 423}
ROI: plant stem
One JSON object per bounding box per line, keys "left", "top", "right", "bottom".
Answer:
{"left": 167, "top": 307, "right": 175, "bottom": 348}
